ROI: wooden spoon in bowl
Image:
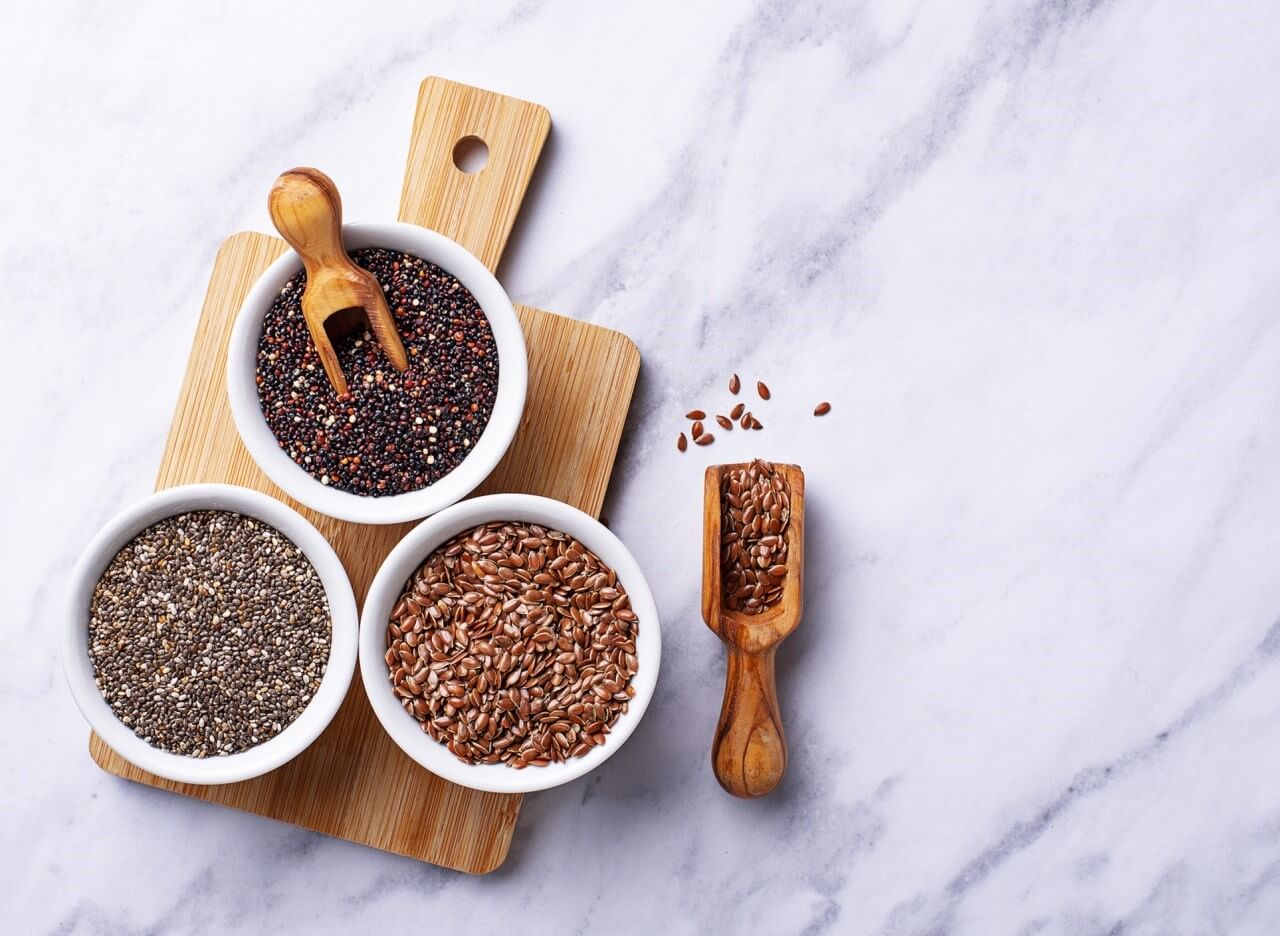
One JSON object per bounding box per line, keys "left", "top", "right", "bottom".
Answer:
{"left": 702, "top": 461, "right": 805, "bottom": 798}
{"left": 267, "top": 167, "right": 408, "bottom": 397}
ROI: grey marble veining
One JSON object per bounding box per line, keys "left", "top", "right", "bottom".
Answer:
{"left": 6, "top": 0, "right": 1280, "bottom": 932}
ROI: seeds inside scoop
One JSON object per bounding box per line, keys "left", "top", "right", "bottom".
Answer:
{"left": 720, "top": 459, "right": 791, "bottom": 614}
{"left": 386, "top": 520, "right": 639, "bottom": 768}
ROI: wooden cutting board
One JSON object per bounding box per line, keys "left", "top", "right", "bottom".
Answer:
{"left": 88, "top": 77, "right": 640, "bottom": 874}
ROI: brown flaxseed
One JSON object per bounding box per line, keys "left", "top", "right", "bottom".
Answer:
{"left": 715, "top": 415, "right": 733, "bottom": 430}
{"left": 730, "top": 403, "right": 745, "bottom": 421}
{"left": 695, "top": 433, "right": 715, "bottom": 446}
{"left": 685, "top": 410, "right": 706, "bottom": 420}
{"left": 386, "top": 521, "right": 639, "bottom": 768}
{"left": 813, "top": 402, "right": 831, "bottom": 416}
{"left": 719, "top": 459, "right": 791, "bottom": 614}
{"left": 677, "top": 432, "right": 688, "bottom": 452}
{"left": 756, "top": 381, "right": 771, "bottom": 400}
{"left": 729, "top": 374, "right": 740, "bottom": 395}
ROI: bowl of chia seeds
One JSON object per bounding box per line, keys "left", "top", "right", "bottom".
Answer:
{"left": 358, "top": 494, "right": 662, "bottom": 794}
{"left": 226, "top": 222, "right": 527, "bottom": 524}
{"left": 63, "top": 484, "right": 358, "bottom": 784}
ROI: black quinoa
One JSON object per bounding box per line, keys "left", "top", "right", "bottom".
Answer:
{"left": 256, "top": 248, "right": 499, "bottom": 496}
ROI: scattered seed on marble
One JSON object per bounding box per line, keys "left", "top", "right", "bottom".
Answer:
{"left": 740, "top": 411, "right": 753, "bottom": 429}
{"left": 730, "top": 403, "right": 745, "bottom": 421}
{"left": 386, "top": 520, "right": 638, "bottom": 767}
{"left": 691, "top": 420, "right": 704, "bottom": 439}
{"left": 720, "top": 459, "right": 791, "bottom": 614}
{"left": 256, "top": 247, "right": 498, "bottom": 497}
{"left": 677, "top": 432, "right": 688, "bottom": 452}
{"left": 88, "top": 510, "right": 331, "bottom": 757}
{"left": 814, "top": 402, "right": 831, "bottom": 416}
{"left": 695, "top": 433, "right": 715, "bottom": 446}
{"left": 729, "top": 374, "right": 740, "bottom": 395}
{"left": 756, "top": 381, "right": 771, "bottom": 400}
{"left": 716, "top": 415, "right": 733, "bottom": 430}
{"left": 685, "top": 410, "right": 706, "bottom": 420}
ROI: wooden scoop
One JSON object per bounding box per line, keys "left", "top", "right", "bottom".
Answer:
{"left": 702, "top": 462, "right": 805, "bottom": 798}
{"left": 267, "top": 168, "right": 408, "bottom": 396}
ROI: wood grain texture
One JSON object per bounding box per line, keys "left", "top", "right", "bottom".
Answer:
{"left": 399, "top": 77, "right": 551, "bottom": 272}
{"left": 88, "top": 78, "right": 640, "bottom": 873}
{"left": 702, "top": 463, "right": 805, "bottom": 799}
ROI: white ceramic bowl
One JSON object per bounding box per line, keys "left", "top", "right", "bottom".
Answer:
{"left": 63, "top": 484, "right": 359, "bottom": 785}
{"left": 226, "top": 222, "right": 528, "bottom": 524}
{"left": 359, "top": 494, "right": 661, "bottom": 794}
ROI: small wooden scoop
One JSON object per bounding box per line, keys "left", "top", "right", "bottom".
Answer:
{"left": 267, "top": 168, "right": 408, "bottom": 396}
{"left": 702, "top": 462, "right": 805, "bottom": 798}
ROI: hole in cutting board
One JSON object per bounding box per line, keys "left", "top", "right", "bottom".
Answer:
{"left": 452, "top": 136, "right": 489, "bottom": 174}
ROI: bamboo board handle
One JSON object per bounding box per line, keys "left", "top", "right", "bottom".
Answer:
{"left": 399, "top": 77, "right": 551, "bottom": 273}
{"left": 712, "top": 644, "right": 787, "bottom": 798}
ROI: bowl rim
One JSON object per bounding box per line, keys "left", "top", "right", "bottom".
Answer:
{"left": 226, "top": 222, "right": 528, "bottom": 525}
{"left": 358, "top": 493, "right": 662, "bottom": 794}
{"left": 62, "top": 483, "right": 358, "bottom": 785}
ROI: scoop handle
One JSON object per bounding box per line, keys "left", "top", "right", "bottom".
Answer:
{"left": 712, "top": 644, "right": 787, "bottom": 798}
{"left": 268, "top": 168, "right": 349, "bottom": 273}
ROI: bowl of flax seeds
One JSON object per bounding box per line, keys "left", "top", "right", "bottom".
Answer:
{"left": 358, "top": 493, "right": 662, "bottom": 794}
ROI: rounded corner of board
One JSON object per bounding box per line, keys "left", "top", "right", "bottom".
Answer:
{"left": 87, "top": 731, "right": 118, "bottom": 773}
{"left": 465, "top": 849, "right": 513, "bottom": 876}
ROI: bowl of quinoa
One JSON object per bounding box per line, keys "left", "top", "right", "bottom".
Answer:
{"left": 227, "top": 222, "right": 528, "bottom": 524}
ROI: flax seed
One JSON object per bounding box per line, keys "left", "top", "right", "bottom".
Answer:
{"left": 720, "top": 460, "right": 791, "bottom": 614}
{"left": 386, "top": 521, "right": 639, "bottom": 767}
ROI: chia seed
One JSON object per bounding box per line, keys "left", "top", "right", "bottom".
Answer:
{"left": 87, "top": 510, "right": 331, "bottom": 758}
{"left": 255, "top": 247, "right": 500, "bottom": 496}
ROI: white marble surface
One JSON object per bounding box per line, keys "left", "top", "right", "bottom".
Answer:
{"left": 6, "top": 0, "right": 1280, "bottom": 932}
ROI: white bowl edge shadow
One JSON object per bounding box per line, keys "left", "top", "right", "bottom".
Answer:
{"left": 63, "top": 484, "right": 359, "bottom": 785}
{"left": 226, "top": 222, "right": 528, "bottom": 525}
{"left": 359, "top": 494, "right": 663, "bottom": 795}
